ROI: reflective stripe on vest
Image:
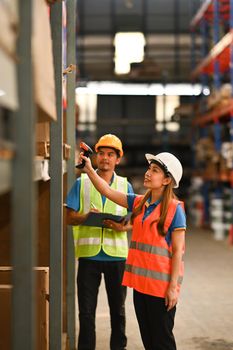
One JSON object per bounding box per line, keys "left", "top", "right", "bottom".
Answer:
{"left": 73, "top": 173, "right": 128, "bottom": 258}
{"left": 82, "top": 172, "right": 126, "bottom": 215}
{"left": 83, "top": 177, "right": 91, "bottom": 213}
{"left": 125, "top": 264, "right": 183, "bottom": 284}
{"left": 74, "top": 237, "right": 128, "bottom": 248}
{"left": 103, "top": 237, "right": 128, "bottom": 248}
{"left": 130, "top": 240, "right": 184, "bottom": 261}
{"left": 115, "top": 179, "right": 126, "bottom": 215}
{"left": 75, "top": 237, "right": 101, "bottom": 246}
{"left": 130, "top": 240, "right": 172, "bottom": 259}
{"left": 122, "top": 197, "right": 185, "bottom": 298}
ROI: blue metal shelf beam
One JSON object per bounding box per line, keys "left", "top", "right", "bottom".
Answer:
{"left": 213, "top": 0, "right": 221, "bottom": 90}
{"left": 200, "top": 18, "right": 209, "bottom": 137}
{"left": 191, "top": 0, "right": 233, "bottom": 227}
{"left": 230, "top": 0, "right": 233, "bottom": 232}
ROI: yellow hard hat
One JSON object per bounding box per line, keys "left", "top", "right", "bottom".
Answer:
{"left": 95, "top": 134, "right": 123, "bottom": 157}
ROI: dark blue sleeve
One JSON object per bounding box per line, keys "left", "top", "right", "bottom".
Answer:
{"left": 127, "top": 182, "right": 134, "bottom": 194}
{"left": 66, "top": 178, "right": 81, "bottom": 212}
{"left": 165, "top": 204, "right": 186, "bottom": 246}
{"left": 170, "top": 204, "right": 186, "bottom": 231}
{"left": 127, "top": 193, "right": 137, "bottom": 212}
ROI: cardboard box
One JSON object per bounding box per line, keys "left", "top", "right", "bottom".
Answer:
{"left": 36, "top": 122, "right": 50, "bottom": 143}
{"left": 32, "top": 0, "right": 56, "bottom": 121}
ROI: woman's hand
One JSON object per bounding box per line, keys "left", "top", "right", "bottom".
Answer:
{"left": 77, "top": 152, "right": 93, "bottom": 173}
{"left": 78, "top": 153, "right": 129, "bottom": 209}
{"left": 103, "top": 219, "right": 132, "bottom": 232}
{"left": 165, "top": 228, "right": 185, "bottom": 311}
{"left": 165, "top": 283, "right": 178, "bottom": 311}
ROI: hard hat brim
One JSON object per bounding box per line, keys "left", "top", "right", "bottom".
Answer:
{"left": 145, "top": 154, "right": 165, "bottom": 167}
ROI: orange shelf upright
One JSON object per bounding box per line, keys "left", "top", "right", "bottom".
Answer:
{"left": 191, "top": 31, "right": 233, "bottom": 79}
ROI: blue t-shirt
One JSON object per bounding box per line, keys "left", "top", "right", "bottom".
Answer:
{"left": 66, "top": 175, "right": 134, "bottom": 261}
{"left": 127, "top": 193, "right": 186, "bottom": 246}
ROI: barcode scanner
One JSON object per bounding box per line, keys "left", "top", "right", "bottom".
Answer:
{"left": 76, "top": 142, "right": 93, "bottom": 169}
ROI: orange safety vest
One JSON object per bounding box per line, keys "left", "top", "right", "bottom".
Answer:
{"left": 122, "top": 196, "right": 185, "bottom": 298}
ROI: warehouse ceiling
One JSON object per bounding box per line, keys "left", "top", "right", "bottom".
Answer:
{"left": 76, "top": 0, "right": 201, "bottom": 83}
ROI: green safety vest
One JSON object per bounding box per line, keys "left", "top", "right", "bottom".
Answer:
{"left": 73, "top": 173, "right": 128, "bottom": 258}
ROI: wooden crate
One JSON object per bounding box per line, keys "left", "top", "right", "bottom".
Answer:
{"left": 0, "top": 267, "right": 49, "bottom": 350}
{"left": 0, "top": 285, "right": 12, "bottom": 350}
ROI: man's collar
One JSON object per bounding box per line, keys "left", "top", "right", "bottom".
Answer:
{"left": 110, "top": 172, "right": 115, "bottom": 185}
{"left": 96, "top": 169, "right": 115, "bottom": 185}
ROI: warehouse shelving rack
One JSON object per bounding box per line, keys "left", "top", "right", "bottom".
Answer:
{"left": 0, "top": 1, "right": 77, "bottom": 349}
{"left": 190, "top": 0, "right": 233, "bottom": 240}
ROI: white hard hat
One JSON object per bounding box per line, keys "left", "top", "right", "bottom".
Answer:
{"left": 145, "top": 152, "right": 183, "bottom": 188}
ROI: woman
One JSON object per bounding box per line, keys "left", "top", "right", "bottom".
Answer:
{"left": 80, "top": 151, "right": 186, "bottom": 350}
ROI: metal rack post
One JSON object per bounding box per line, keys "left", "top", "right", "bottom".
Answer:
{"left": 230, "top": 0, "right": 233, "bottom": 147}
{"left": 230, "top": 0, "right": 233, "bottom": 242}
{"left": 197, "top": 12, "right": 210, "bottom": 224}
{"left": 200, "top": 17, "right": 209, "bottom": 135}
{"left": 50, "top": 2, "right": 64, "bottom": 349}
{"left": 213, "top": 0, "right": 222, "bottom": 152}
{"left": 190, "top": 0, "right": 198, "bottom": 171}
{"left": 66, "top": 0, "right": 77, "bottom": 348}
{"left": 12, "top": 1, "right": 37, "bottom": 349}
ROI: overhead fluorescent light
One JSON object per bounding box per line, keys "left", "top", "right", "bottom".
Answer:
{"left": 114, "top": 32, "right": 145, "bottom": 74}
{"left": 164, "top": 84, "right": 201, "bottom": 96}
{"left": 76, "top": 82, "right": 206, "bottom": 96}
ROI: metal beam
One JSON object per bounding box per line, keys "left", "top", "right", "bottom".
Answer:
{"left": 190, "top": 0, "right": 213, "bottom": 29}
{"left": 66, "top": 0, "right": 77, "bottom": 348}
{"left": 12, "top": 0, "right": 36, "bottom": 349}
{"left": 50, "top": 2, "right": 64, "bottom": 349}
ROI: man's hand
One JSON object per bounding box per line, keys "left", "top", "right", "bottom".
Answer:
{"left": 66, "top": 208, "right": 89, "bottom": 226}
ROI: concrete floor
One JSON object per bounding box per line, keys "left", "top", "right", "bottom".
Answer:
{"left": 78, "top": 227, "right": 233, "bottom": 350}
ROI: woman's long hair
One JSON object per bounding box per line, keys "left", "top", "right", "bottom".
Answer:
{"left": 131, "top": 179, "right": 177, "bottom": 236}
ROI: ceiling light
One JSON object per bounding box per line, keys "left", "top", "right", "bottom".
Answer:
{"left": 76, "top": 82, "right": 203, "bottom": 96}
{"left": 114, "top": 32, "right": 145, "bottom": 75}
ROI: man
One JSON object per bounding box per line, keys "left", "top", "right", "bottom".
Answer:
{"left": 66, "top": 134, "right": 134, "bottom": 350}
